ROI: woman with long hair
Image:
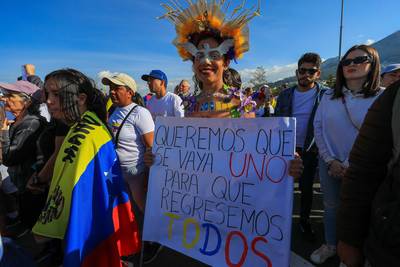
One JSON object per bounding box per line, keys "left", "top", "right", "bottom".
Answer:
{"left": 311, "top": 45, "right": 383, "bottom": 264}
{"left": 32, "top": 69, "right": 140, "bottom": 266}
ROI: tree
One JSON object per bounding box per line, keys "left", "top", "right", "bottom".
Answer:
{"left": 249, "top": 66, "right": 268, "bottom": 90}
{"left": 325, "top": 74, "right": 336, "bottom": 88}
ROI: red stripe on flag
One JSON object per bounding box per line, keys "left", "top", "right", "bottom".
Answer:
{"left": 113, "top": 201, "right": 141, "bottom": 256}
{"left": 82, "top": 202, "right": 141, "bottom": 267}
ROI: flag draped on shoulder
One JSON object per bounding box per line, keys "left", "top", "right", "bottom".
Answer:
{"left": 33, "top": 111, "right": 140, "bottom": 267}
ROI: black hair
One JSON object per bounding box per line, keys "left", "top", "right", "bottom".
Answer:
{"left": 132, "top": 92, "right": 145, "bottom": 107}
{"left": 44, "top": 69, "right": 108, "bottom": 126}
{"left": 224, "top": 68, "right": 242, "bottom": 89}
{"left": 298, "top": 52, "right": 322, "bottom": 69}
{"left": 189, "top": 30, "right": 224, "bottom": 48}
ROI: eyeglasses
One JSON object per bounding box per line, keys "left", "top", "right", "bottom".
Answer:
{"left": 341, "top": 55, "right": 372, "bottom": 66}
{"left": 298, "top": 68, "right": 319, "bottom": 75}
{"left": 195, "top": 50, "right": 223, "bottom": 62}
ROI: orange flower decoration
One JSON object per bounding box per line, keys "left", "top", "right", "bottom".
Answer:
{"left": 159, "top": 0, "right": 260, "bottom": 61}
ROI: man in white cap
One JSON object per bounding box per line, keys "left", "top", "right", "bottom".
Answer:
{"left": 102, "top": 73, "right": 154, "bottom": 213}
{"left": 381, "top": 63, "right": 400, "bottom": 88}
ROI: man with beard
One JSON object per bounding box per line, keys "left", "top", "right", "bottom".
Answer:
{"left": 176, "top": 79, "right": 192, "bottom": 99}
{"left": 275, "top": 53, "right": 328, "bottom": 241}
{"left": 142, "top": 70, "right": 184, "bottom": 120}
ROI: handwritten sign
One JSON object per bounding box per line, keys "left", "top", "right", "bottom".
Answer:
{"left": 143, "top": 117, "right": 296, "bottom": 267}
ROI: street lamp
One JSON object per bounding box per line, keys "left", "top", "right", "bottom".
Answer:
{"left": 338, "top": 0, "right": 344, "bottom": 59}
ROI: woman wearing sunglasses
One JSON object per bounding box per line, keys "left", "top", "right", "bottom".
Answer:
{"left": 310, "top": 45, "right": 382, "bottom": 264}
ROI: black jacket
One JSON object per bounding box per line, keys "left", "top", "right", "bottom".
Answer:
{"left": 1, "top": 113, "right": 46, "bottom": 191}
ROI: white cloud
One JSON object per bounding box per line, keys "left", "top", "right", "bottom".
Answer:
{"left": 239, "top": 63, "right": 297, "bottom": 84}
{"left": 96, "top": 70, "right": 117, "bottom": 94}
{"left": 365, "top": 39, "right": 375, "bottom": 45}
{"left": 97, "top": 70, "right": 115, "bottom": 79}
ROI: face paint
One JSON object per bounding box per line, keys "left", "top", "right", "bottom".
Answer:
{"left": 182, "top": 39, "right": 234, "bottom": 63}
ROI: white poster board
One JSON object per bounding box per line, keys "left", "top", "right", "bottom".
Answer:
{"left": 143, "top": 117, "right": 296, "bottom": 267}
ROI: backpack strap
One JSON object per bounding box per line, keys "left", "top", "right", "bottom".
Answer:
{"left": 388, "top": 88, "right": 400, "bottom": 171}
{"left": 115, "top": 104, "right": 138, "bottom": 147}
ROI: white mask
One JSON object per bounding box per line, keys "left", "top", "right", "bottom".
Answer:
{"left": 182, "top": 39, "right": 234, "bottom": 63}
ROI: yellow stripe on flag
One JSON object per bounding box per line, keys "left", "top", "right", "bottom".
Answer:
{"left": 33, "top": 111, "right": 112, "bottom": 239}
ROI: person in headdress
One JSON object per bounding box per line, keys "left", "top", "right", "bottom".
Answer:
{"left": 142, "top": 0, "right": 304, "bottom": 264}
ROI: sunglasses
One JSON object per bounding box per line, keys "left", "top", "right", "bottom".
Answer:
{"left": 341, "top": 55, "right": 372, "bottom": 66}
{"left": 298, "top": 68, "right": 319, "bottom": 75}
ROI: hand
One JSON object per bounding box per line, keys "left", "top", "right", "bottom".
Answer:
{"left": 328, "top": 160, "right": 346, "bottom": 178}
{"left": 23, "top": 64, "right": 35, "bottom": 76}
{"left": 289, "top": 153, "right": 303, "bottom": 180}
{"left": 26, "top": 174, "right": 47, "bottom": 194}
{"left": 144, "top": 147, "right": 155, "bottom": 167}
{"left": 337, "top": 241, "right": 364, "bottom": 267}
{"left": 2, "top": 118, "right": 14, "bottom": 130}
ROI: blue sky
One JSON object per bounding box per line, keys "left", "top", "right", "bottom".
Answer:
{"left": 1, "top": 0, "right": 399, "bottom": 94}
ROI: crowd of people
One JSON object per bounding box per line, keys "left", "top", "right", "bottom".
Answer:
{"left": 0, "top": 52, "right": 399, "bottom": 267}
{"left": 1, "top": 0, "right": 400, "bottom": 266}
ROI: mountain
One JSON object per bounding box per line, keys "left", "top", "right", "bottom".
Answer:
{"left": 271, "top": 30, "right": 400, "bottom": 87}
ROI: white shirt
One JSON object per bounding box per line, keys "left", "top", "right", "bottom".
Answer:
{"left": 39, "top": 103, "right": 51, "bottom": 122}
{"left": 314, "top": 88, "right": 382, "bottom": 166}
{"left": 255, "top": 105, "right": 275, "bottom": 117}
{"left": 292, "top": 87, "right": 316, "bottom": 148}
{"left": 146, "top": 92, "right": 184, "bottom": 120}
{"left": 109, "top": 103, "right": 154, "bottom": 169}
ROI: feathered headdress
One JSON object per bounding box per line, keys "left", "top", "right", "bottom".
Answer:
{"left": 158, "top": 0, "right": 261, "bottom": 61}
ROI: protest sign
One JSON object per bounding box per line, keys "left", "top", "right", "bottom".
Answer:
{"left": 143, "top": 117, "right": 296, "bottom": 267}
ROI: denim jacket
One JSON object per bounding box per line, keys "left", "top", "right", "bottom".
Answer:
{"left": 274, "top": 82, "right": 328, "bottom": 152}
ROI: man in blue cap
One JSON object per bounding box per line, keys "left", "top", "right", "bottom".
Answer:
{"left": 141, "top": 70, "right": 184, "bottom": 120}
{"left": 381, "top": 64, "right": 400, "bottom": 88}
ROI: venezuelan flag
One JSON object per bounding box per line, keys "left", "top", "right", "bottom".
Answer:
{"left": 106, "top": 97, "right": 114, "bottom": 112}
{"left": 33, "top": 111, "right": 140, "bottom": 267}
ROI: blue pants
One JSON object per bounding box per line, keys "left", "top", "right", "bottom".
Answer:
{"left": 319, "top": 158, "right": 342, "bottom": 246}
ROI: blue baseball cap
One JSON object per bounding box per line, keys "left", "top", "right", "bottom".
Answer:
{"left": 141, "top": 70, "right": 168, "bottom": 86}
{"left": 381, "top": 64, "right": 400, "bottom": 76}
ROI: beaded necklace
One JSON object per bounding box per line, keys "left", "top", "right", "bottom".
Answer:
{"left": 182, "top": 85, "right": 256, "bottom": 118}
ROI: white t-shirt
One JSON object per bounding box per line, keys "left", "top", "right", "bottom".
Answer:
{"left": 109, "top": 103, "right": 154, "bottom": 169}
{"left": 292, "top": 87, "right": 316, "bottom": 148}
{"left": 146, "top": 92, "right": 184, "bottom": 120}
